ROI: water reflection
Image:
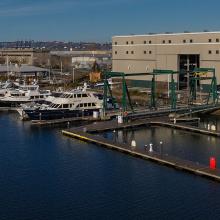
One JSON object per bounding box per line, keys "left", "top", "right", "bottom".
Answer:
{"left": 200, "top": 115, "right": 220, "bottom": 131}
{"left": 103, "top": 115, "right": 220, "bottom": 166}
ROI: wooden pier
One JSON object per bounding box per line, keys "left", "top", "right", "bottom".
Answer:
{"left": 77, "top": 117, "right": 220, "bottom": 137}
{"left": 80, "top": 118, "right": 152, "bottom": 133}
{"left": 150, "top": 121, "right": 220, "bottom": 137}
{"left": 62, "top": 115, "right": 220, "bottom": 182}
{"left": 31, "top": 116, "right": 101, "bottom": 126}
{"left": 62, "top": 129, "right": 220, "bottom": 182}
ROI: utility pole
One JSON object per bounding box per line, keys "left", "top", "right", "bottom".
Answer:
{"left": 60, "top": 60, "right": 63, "bottom": 74}
{"left": 72, "top": 67, "right": 75, "bottom": 83}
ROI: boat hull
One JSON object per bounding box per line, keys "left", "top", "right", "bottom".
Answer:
{"left": 0, "top": 101, "right": 30, "bottom": 107}
{"left": 24, "top": 108, "right": 100, "bottom": 120}
{"left": 0, "top": 99, "right": 48, "bottom": 108}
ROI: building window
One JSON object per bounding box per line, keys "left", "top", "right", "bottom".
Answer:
{"left": 144, "top": 51, "right": 147, "bottom": 54}
{"left": 216, "top": 50, "right": 219, "bottom": 54}
{"left": 126, "top": 51, "right": 129, "bottom": 54}
{"left": 216, "top": 39, "right": 219, "bottom": 42}
{"left": 131, "top": 51, "right": 134, "bottom": 54}
{"left": 126, "top": 41, "right": 129, "bottom": 45}
{"left": 209, "top": 50, "right": 212, "bottom": 54}
{"left": 115, "top": 51, "right": 117, "bottom": 55}
{"left": 162, "top": 40, "right": 165, "bottom": 44}
{"left": 190, "top": 39, "right": 193, "bottom": 43}
{"left": 131, "top": 41, "right": 134, "bottom": 44}
{"left": 115, "top": 42, "right": 117, "bottom": 45}
{"left": 183, "top": 40, "right": 186, "bottom": 43}
{"left": 168, "top": 40, "right": 172, "bottom": 44}
{"left": 149, "top": 51, "right": 152, "bottom": 54}
{"left": 144, "top": 40, "right": 146, "bottom": 44}
{"left": 149, "top": 40, "right": 152, "bottom": 44}
{"left": 208, "top": 39, "right": 212, "bottom": 43}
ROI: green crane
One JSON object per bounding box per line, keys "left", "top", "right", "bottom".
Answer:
{"left": 191, "top": 68, "right": 218, "bottom": 105}
{"left": 151, "top": 69, "right": 177, "bottom": 109}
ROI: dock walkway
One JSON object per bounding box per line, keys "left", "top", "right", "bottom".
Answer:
{"left": 62, "top": 129, "right": 220, "bottom": 182}
{"left": 31, "top": 116, "right": 100, "bottom": 126}
{"left": 80, "top": 118, "right": 153, "bottom": 133}
{"left": 151, "top": 121, "right": 220, "bottom": 137}
{"left": 77, "top": 117, "right": 220, "bottom": 137}
{"left": 62, "top": 116, "right": 220, "bottom": 182}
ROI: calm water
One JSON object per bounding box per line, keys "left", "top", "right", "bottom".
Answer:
{"left": 1, "top": 112, "right": 220, "bottom": 219}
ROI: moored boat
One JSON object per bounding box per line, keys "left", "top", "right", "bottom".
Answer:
{"left": 21, "top": 89, "right": 103, "bottom": 120}
{"left": 0, "top": 84, "right": 51, "bottom": 108}
{"left": 19, "top": 83, "right": 118, "bottom": 121}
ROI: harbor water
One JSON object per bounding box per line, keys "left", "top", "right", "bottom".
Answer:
{"left": 1, "top": 112, "right": 220, "bottom": 219}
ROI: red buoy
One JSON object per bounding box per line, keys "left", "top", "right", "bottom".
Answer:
{"left": 210, "top": 157, "right": 216, "bottom": 170}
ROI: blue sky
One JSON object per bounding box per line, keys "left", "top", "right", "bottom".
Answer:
{"left": 0, "top": 0, "right": 220, "bottom": 42}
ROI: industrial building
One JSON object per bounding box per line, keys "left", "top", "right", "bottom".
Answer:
{"left": 0, "top": 48, "right": 49, "bottom": 66}
{"left": 50, "top": 50, "right": 111, "bottom": 81}
{"left": 50, "top": 50, "right": 111, "bottom": 69}
{"left": 0, "top": 64, "right": 49, "bottom": 77}
{"left": 112, "top": 31, "right": 220, "bottom": 89}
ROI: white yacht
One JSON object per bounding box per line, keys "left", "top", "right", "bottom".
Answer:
{"left": 0, "top": 84, "right": 51, "bottom": 108}
{"left": 20, "top": 90, "right": 102, "bottom": 120}
{"left": 20, "top": 86, "right": 104, "bottom": 120}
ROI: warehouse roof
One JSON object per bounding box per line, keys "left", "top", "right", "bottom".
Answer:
{"left": 0, "top": 64, "right": 48, "bottom": 73}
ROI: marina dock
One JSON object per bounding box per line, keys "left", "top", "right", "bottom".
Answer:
{"left": 62, "top": 129, "right": 220, "bottom": 182}
{"left": 62, "top": 118, "right": 220, "bottom": 182}
{"left": 31, "top": 116, "right": 101, "bottom": 126}
{"left": 77, "top": 117, "right": 220, "bottom": 137}
{"left": 151, "top": 121, "right": 220, "bottom": 137}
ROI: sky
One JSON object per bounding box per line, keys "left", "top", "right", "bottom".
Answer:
{"left": 0, "top": 0, "right": 220, "bottom": 42}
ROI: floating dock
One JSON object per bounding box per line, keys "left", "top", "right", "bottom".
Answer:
{"left": 78, "top": 117, "right": 220, "bottom": 137}
{"left": 151, "top": 121, "right": 220, "bottom": 137}
{"left": 31, "top": 116, "right": 101, "bottom": 126}
{"left": 62, "top": 129, "right": 220, "bottom": 182}
{"left": 62, "top": 117, "right": 220, "bottom": 182}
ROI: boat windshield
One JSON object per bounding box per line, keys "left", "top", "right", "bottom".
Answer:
{"left": 49, "top": 103, "right": 60, "bottom": 108}
{"left": 20, "top": 86, "right": 38, "bottom": 91}
{"left": 60, "top": 93, "right": 72, "bottom": 98}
